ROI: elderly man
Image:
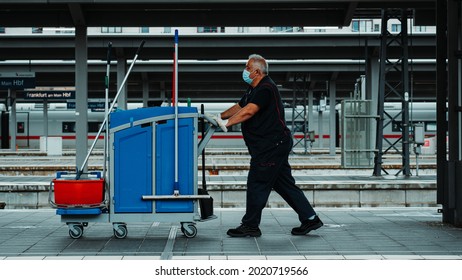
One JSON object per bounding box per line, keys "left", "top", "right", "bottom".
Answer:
{"left": 214, "top": 54, "right": 323, "bottom": 237}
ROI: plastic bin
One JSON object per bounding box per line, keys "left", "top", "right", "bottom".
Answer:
{"left": 53, "top": 179, "right": 105, "bottom": 206}
{"left": 111, "top": 107, "right": 196, "bottom": 214}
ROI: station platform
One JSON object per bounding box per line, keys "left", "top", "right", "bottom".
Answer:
{"left": 0, "top": 207, "right": 461, "bottom": 260}
{"left": 0, "top": 149, "right": 438, "bottom": 209}
{"left": 0, "top": 149, "right": 457, "bottom": 262}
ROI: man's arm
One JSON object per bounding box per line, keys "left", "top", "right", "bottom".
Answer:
{"left": 220, "top": 103, "right": 242, "bottom": 119}
{"left": 226, "top": 103, "right": 260, "bottom": 127}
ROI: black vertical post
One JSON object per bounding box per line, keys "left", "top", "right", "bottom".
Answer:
{"left": 201, "top": 104, "right": 206, "bottom": 191}
{"left": 373, "top": 9, "right": 411, "bottom": 177}
{"left": 447, "top": 0, "right": 462, "bottom": 226}
{"left": 401, "top": 10, "right": 411, "bottom": 177}
{"left": 436, "top": 0, "right": 449, "bottom": 220}
{"left": 1, "top": 111, "right": 9, "bottom": 149}
{"left": 373, "top": 9, "right": 388, "bottom": 176}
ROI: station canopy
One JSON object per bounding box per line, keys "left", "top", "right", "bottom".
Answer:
{"left": 0, "top": 0, "right": 437, "bottom": 103}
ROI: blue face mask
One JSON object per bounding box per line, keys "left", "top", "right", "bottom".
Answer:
{"left": 242, "top": 69, "right": 254, "bottom": 85}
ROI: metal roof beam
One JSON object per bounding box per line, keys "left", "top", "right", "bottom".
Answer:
{"left": 68, "top": 4, "right": 86, "bottom": 26}
{"left": 0, "top": 33, "right": 436, "bottom": 60}
{"left": 343, "top": 2, "right": 358, "bottom": 26}
{"left": 0, "top": 1, "right": 436, "bottom": 27}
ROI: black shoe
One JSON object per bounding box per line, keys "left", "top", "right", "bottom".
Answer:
{"left": 291, "top": 216, "right": 323, "bottom": 235}
{"left": 227, "top": 224, "right": 262, "bottom": 237}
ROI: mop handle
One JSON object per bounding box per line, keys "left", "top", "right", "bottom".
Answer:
{"left": 103, "top": 42, "right": 112, "bottom": 181}
{"left": 173, "top": 30, "right": 180, "bottom": 195}
{"left": 201, "top": 104, "right": 206, "bottom": 191}
{"left": 77, "top": 40, "right": 145, "bottom": 179}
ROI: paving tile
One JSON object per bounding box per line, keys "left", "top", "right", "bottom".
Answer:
{"left": 344, "top": 254, "right": 384, "bottom": 260}
{"left": 43, "top": 256, "right": 85, "bottom": 260}
{"left": 1, "top": 207, "right": 461, "bottom": 260}
{"left": 304, "top": 255, "right": 345, "bottom": 260}
{"left": 382, "top": 254, "right": 425, "bottom": 260}
{"left": 227, "top": 255, "right": 267, "bottom": 260}
{"left": 4, "top": 256, "right": 45, "bottom": 260}
{"left": 266, "top": 255, "right": 306, "bottom": 260}
{"left": 83, "top": 256, "right": 123, "bottom": 260}
{"left": 419, "top": 255, "right": 462, "bottom": 260}
{"left": 122, "top": 256, "right": 161, "bottom": 260}
{"left": 209, "top": 255, "right": 227, "bottom": 260}
{"left": 172, "top": 255, "right": 209, "bottom": 260}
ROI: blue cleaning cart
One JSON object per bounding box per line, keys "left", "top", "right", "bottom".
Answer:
{"left": 49, "top": 106, "right": 218, "bottom": 239}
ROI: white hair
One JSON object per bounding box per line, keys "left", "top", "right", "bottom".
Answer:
{"left": 248, "top": 54, "right": 269, "bottom": 74}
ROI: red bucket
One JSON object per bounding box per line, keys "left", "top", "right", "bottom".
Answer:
{"left": 53, "top": 179, "right": 104, "bottom": 206}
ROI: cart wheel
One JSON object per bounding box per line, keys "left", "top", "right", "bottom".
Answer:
{"left": 113, "top": 224, "right": 128, "bottom": 239}
{"left": 69, "top": 224, "right": 84, "bottom": 239}
{"left": 181, "top": 223, "right": 197, "bottom": 238}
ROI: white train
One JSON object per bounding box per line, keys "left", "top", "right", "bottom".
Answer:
{"left": 0, "top": 102, "right": 437, "bottom": 150}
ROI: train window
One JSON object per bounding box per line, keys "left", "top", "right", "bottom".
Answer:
{"left": 88, "top": 122, "right": 103, "bottom": 133}
{"left": 62, "top": 122, "right": 75, "bottom": 133}
{"left": 425, "top": 122, "right": 437, "bottom": 132}
{"left": 17, "top": 122, "right": 25, "bottom": 133}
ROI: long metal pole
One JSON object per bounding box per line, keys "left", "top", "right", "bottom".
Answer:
{"left": 103, "top": 42, "right": 112, "bottom": 181}
{"left": 77, "top": 40, "right": 145, "bottom": 179}
{"left": 201, "top": 104, "right": 206, "bottom": 190}
{"left": 173, "top": 30, "right": 180, "bottom": 195}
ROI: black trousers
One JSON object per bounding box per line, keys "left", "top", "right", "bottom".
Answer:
{"left": 241, "top": 137, "right": 316, "bottom": 228}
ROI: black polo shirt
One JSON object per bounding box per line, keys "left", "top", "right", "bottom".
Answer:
{"left": 238, "top": 76, "right": 290, "bottom": 158}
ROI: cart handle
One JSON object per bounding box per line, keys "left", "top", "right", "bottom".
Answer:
{"left": 56, "top": 171, "right": 101, "bottom": 179}
{"left": 48, "top": 181, "right": 58, "bottom": 208}
{"left": 197, "top": 114, "right": 218, "bottom": 155}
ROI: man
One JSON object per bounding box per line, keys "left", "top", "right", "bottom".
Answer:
{"left": 213, "top": 54, "right": 323, "bottom": 237}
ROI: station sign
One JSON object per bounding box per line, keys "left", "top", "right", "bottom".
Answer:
{"left": 0, "top": 72, "right": 36, "bottom": 89}
{"left": 67, "top": 101, "right": 107, "bottom": 112}
{"left": 23, "top": 87, "right": 75, "bottom": 99}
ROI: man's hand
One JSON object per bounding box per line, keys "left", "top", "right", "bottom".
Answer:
{"left": 212, "top": 114, "right": 228, "bottom": 132}
{"left": 204, "top": 113, "right": 216, "bottom": 123}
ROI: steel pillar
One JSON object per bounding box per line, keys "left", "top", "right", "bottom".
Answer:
{"left": 444, "top": 0, "right": 462, "bottom": 227}
{"left": 436, "top": 0, "right": 449, "bottom": 223}
{"left": 290, "top": 73, "right": 309, "bottom": 153}
{"left": 373, "top": 9, "right": 412, "bottom": 177}
{"left": 8, "top": 88, "right": 16, "bottom": 151}
{"left": 75, "top": 25, "right": 88, "bottom": 172}
{"left": 117, "top": 50, "right": 128, "bottom": 110}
